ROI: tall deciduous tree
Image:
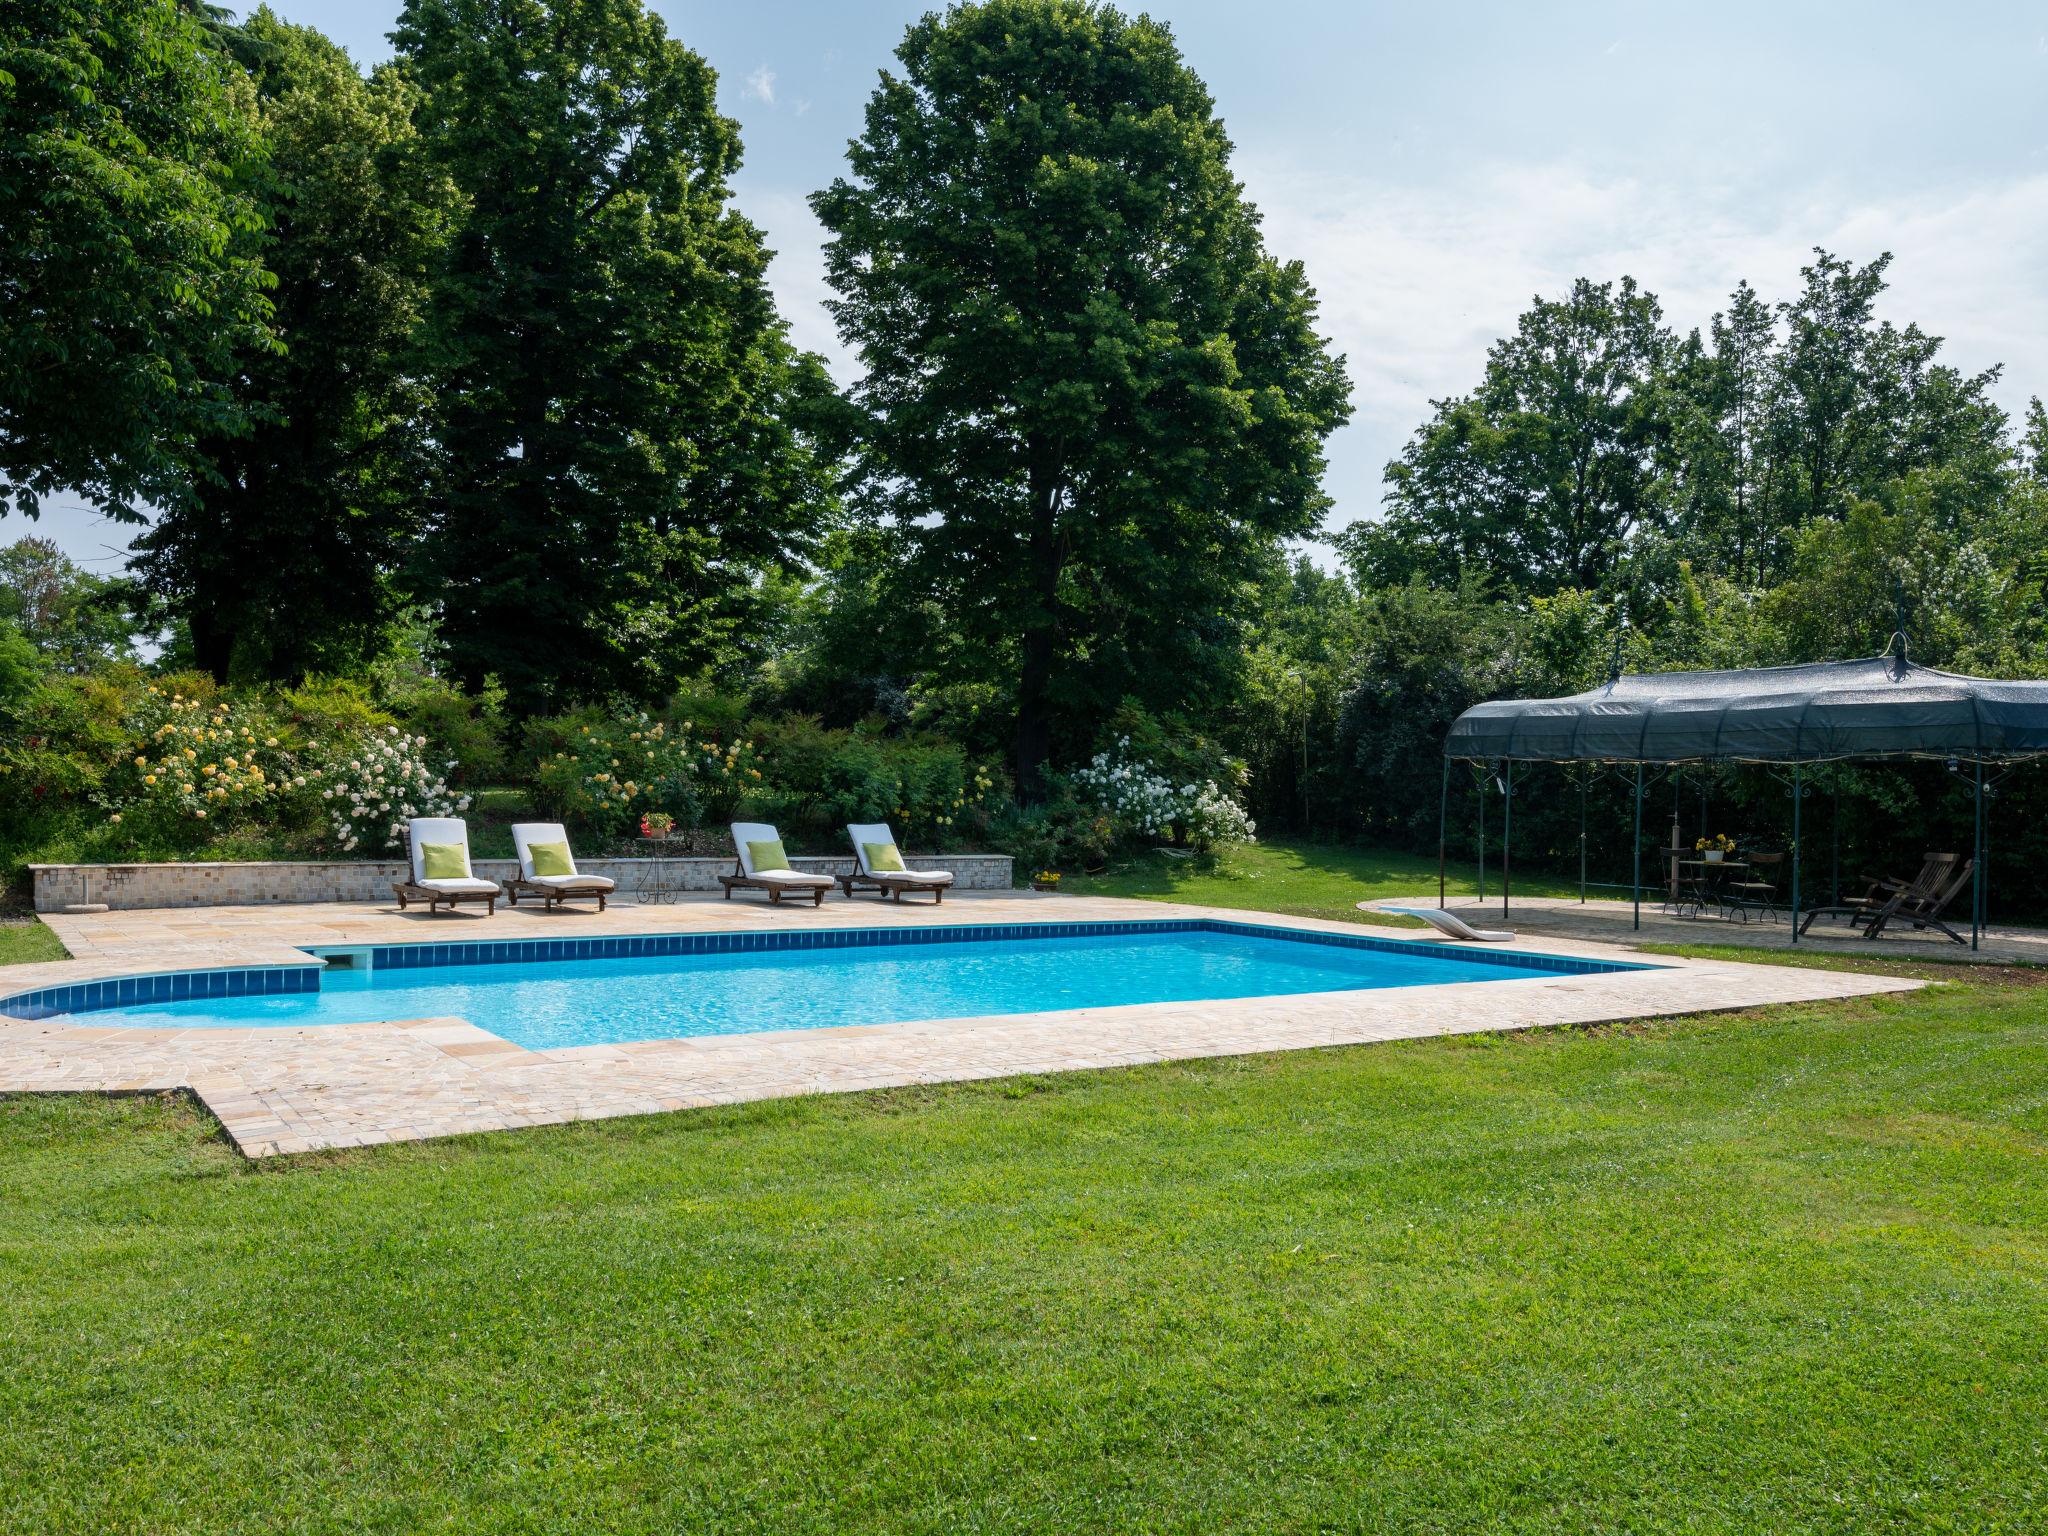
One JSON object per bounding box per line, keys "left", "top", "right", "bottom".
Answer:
{"left": 813, "top": 0, "right": 1350, "bottom": 793}
{"left": 1344, "top": 277, "right": 1670, "bottom": 595}
{"left": 396, "top": 0, "right": 833, "bottom": 714}
{"left": 130, "top": 9, "right": 455, "bottom": 683}
{"left": 0, "top": 0, "right": 274, "bottom": 520}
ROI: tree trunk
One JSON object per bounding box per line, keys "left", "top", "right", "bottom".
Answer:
{"left": 189, "top": 605, "right": 234, "bottom": 684}
{"left": 1013, "top": 452, "right": 1064, "bottom": 802}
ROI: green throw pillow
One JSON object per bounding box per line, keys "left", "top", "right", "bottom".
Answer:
{"left": 864, "top": 841, "right": 907, "bottom": 874}
{"left": 528, "top": 840, "right": 574, "bottom": 877}
{"left": 419, "top": 842, "right": 468, "bottom": 880}
{"left": 747, "top": 838, "right": 791, "bottom": 873}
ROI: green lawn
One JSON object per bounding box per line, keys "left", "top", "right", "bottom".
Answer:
{"left": 0, "top": 918, "right": 67, "bottom": 968}
{"left": 1061, "top": 836, "right": 1585, "bottom": 927}
{"left": 7, "top": 976, "right": 2048, "bottom": 1529}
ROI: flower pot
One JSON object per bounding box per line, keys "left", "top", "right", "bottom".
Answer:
{"left": 1031, "top": 880, "right": 1060, "bottom": 893}
{"left": 1704, "top": 850, "right": 1723, "bottom": 862}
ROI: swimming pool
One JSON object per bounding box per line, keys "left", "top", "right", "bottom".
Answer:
{"left": 2, "top": 919, "right": 1650, "bottom": 1052}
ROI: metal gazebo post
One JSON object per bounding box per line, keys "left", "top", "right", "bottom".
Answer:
{"left": 1578, "top": 769, "right": 1588, "bottom": 904}
{"left": 1789, "top": 763, "right": 1802, "bottom": 946}
{"left": 1501, "top": 763, "right": 1512, "bottom": 916}
{"left": 1437, "top": 756, "right": 1449, "bottom": 907}
{"left": 1631, "top": 763, "right": 1644, "bottom": 931}
{"left": 1972, "top": 759, "right": 1985, "bottom": 952}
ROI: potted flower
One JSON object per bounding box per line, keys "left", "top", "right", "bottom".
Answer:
{"left": 1694, "top": 832, "right": 1735, "bottom": 863}
{"left": 639, "top": 810, "right": 675, "bottom": 840}
{"left": 1031, "top": 869, "right": 1062, "bottom": 892}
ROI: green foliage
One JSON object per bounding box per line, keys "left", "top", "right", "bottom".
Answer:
{"left": 1345, "top": 251, "right": 2015, "bottom": 605}
{"left": 0, "top": 537, "right": 147, "bottom": 671}
{"left": 383, "top": 677, "right": 508, "bottom": 786}
{"left": 130, "top": 7, "right": 457, "bottom": 683}
{"left": 748, "top": 717, "right": 998, "bottom": 849}
{"left": 0, "top": 620, "right": 37, "bottom": 719}
{"left": 0, "top": 0, "right": 275, "bottom": 521}
{"left": 1349, "top": 277, "right": 1671, "bottom": 594}
{"left": 814, "top": 0, "right": 1351, "bottom": 792}
{"left": 397, "top": 0, "right": 835, "bottom": 714}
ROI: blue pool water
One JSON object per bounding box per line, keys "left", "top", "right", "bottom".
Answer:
{"left": 9, "top": 922, "right": 1645, "bottom": 1052}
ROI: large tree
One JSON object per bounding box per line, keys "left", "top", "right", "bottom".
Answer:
{"left": 0, "top": 0, "right": 273, "bottom": 520}
{"left": 813, "top": 0, "right": 1351, "bottom": 793}
{"left": 396, "top": 0, "right": 833, "bottom": 714}
{"left": 1344, "top": 277, "right": 1670, "bottom": 595}
{"left": 130, "top": 8, "right": 454, "bottom": 682}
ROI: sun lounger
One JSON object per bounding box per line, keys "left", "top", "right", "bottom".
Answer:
{"left": 718, "top": 822, "right": 833, "bottom": 906}
{"left": 393, "top": 817, "right": 498, "bottom": 915}
{"left": 1370, "top": 904, "right": 1515, "bottom": 942}
{"left": 841, "top": 822, "right": 954, "bottom": 903}
{"left": 502, "top": 822, "right": 615, "bottom": 911}
{"left": 1797, "top": 852, "right": 1959, "bottom": 936}
{"left": 1859, "top": 857, "right": 1975, "bottom": 944}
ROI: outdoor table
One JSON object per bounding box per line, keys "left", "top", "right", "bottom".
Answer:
{"left": 1677, "top": 858, "right": 1748, "bottom": 919}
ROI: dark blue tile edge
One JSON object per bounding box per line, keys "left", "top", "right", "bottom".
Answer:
{"left": 0, "top": 964, "right": 320, "bottom": 1022}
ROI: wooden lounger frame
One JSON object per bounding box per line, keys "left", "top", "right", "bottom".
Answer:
{"left": 503, "top": 877, "right": 610, "bottom": 912}
{"left": 838, "top": 869, "right": 949, "bottom": 903}
{"left": 717, "top": 863, "right": 830, "bottom": 907}
{"left": 392, "top": 881, "right": 496, "bottom": 916}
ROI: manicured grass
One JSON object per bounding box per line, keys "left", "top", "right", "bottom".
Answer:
{"left": 1060, "top": 836, "right": 1585, "bottom": 927}
{"left": 7, "top": 974, "right": 2048, "bottom": 1531}
{"left": 0, "top": 918, "right": 67, "bottom": 968}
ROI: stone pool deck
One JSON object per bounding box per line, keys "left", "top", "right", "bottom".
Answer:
{"left": 2, "top": 892, "right": 1919, "bottom": 1159}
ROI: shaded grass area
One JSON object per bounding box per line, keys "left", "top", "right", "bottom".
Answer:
{"left": 7, "top": 977, "right": 2048, "bottom": 1532}
{"left": 0, "top": 918, "right": 67, "bottom": 968}
{"left": 1060, "top": 837, "right": 1585, "bottom": 927}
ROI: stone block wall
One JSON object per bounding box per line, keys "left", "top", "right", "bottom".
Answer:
{"left": 31, "top": 854, "right": 1014, "bottom": 912}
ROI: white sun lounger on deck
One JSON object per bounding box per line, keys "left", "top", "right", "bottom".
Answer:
{"left": 842, "top": 822, "right": 954, "bottom": 902}
{"left": 394, "top": 817, "right": 499, "bottom": 915}
{"left": 1368, "top": 904, "right": 1515, "bottom": 942}
{"left": 503, "top": 822, "right": 615, "bottom": 911}
{"left": 719, "top": 822, "right": 834, "bottom": 907}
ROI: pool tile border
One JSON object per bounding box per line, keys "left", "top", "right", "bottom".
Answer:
{"left": 0, "top": 964, "right": 320, "bottom": 1022}
{"left": 356, "top": 916, "right": 1651, "bottom": 979}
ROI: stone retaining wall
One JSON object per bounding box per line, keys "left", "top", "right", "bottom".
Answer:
{"left": 30, "top": 854, "right": 1013, "bottom": 912}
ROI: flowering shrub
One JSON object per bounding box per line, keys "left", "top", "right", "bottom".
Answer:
{"left": 1069, "top": 737, "right": 1256, "bottom": 851}
{"left": 98, "top": 684, "right": 310, "bottom": 837}
{"left": 533, "top": 712, "right": 765, "bottom": 836}
{"left": 320, "top": 727, "right": 468, "bottom": 853}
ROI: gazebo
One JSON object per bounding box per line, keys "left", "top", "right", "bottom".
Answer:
{"left": 1439, "top": 649, "right": 2048, "bottom": 949}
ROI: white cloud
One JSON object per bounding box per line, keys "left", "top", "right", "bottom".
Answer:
{"left": 744, "top": 64, "right": 776, "bottom": 105}
{"left": 744, "top": 148, "right": 2048, "bottom": 553}
{"left": 1239, "top": 159, "right": 2048, "bottom": 529}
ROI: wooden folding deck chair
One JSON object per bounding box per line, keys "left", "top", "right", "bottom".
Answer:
{"left": 1860, "top": 857, "right": 1976, "bottom": 944}
{"left": 1797, "top": 852, "right": 1958, "bottom": 937}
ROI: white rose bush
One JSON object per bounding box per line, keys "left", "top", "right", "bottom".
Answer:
{"left": 321, "top": 727, "right": 471, "bottom": 853}
{"left": 1069, "top": 737, "right": 1256, "bottom": 852}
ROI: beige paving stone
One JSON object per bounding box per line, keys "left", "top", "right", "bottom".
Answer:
{"left": 2, "top": 891, "right": 1920, "bottom": 1158}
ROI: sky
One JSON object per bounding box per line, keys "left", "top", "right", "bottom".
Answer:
{"left": 30, "top": 0, "right": 2048, "bottom": 573}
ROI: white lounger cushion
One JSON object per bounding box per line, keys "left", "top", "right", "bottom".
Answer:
{"left": 847, "top": 822, "right": 955, "bottom": 883}
{"left": 729, "top": 824, "right": 829, "bottom": 884}
{"left": 529, "top": 873, "right": 615, "bottom": 891}
{"left": 407, "top": 817, "right": 475, "bottom": 884}
{"left": 416, "top": 876, "right": 500, "bottom": 895}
